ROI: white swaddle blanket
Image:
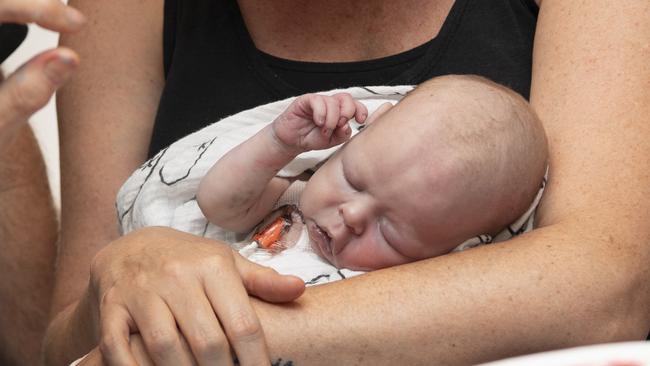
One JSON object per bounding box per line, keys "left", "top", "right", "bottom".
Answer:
{"left": 116, "top": 86, "right": 415, "bottom": 285}
{"left": 116, "top": 85, "right": 544, "bottom": 286}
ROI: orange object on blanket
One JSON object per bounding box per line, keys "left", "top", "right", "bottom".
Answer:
{"left": 252, "top": 216, "right": 291, "bottom": 249}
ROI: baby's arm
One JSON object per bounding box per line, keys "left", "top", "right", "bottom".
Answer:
{"left": 197, "top": 93, "right": 367, "bottom": 233}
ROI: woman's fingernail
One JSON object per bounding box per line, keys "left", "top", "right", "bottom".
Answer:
{"left": 66, "top": 7, "right": 87, "bottom": 27}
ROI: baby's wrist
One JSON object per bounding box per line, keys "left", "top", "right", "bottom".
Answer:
{"left": 266, "top": 125, "right": 304, "bottom": 160}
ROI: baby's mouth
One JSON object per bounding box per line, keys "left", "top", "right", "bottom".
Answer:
{"left": 307, "top": 221, "right": 333, "bottom": 259}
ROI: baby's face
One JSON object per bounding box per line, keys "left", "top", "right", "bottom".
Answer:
{"left": 299, "top": 114, "right": 466, "bottom": 271}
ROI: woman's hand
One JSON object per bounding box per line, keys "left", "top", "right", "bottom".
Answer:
{"left": 0, "top": 0, "right": 85, "bottom": 148}
{"left": 89, "top": 226, "right": 305, "bottom": 365}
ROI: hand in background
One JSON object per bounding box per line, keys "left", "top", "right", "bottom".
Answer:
{"left": 0, "top": 0, "right": 85, "bottom": 149}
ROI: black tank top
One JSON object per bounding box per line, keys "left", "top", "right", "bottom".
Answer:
{"left": 149, "top": 0, "right": 538, "bottom": 157}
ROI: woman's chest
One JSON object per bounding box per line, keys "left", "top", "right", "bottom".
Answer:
{"left": 236, "top": 0, "right": 456, "bottom": 62}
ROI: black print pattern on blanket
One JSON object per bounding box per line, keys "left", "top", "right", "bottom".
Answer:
{"left": 118, "top": 137, "right": 218, "bottom": 224}
{"left": 159, "top": 137, "right": 218, "bottom": 186}
{"left": 119, "top": 146, "right": 169, "bottom": 222}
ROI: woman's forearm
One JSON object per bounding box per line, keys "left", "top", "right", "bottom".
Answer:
{"left": 254, "top": 1, "right": 650, "bottom": 363}
{"left": 254, "top": 220, "right": 649, "bottom": 365}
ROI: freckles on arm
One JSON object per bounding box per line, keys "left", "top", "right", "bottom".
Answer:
{"left": 530, "top": 0, "right": 650, "bottom": 334}
{"left": 244, "top": 2, "right": 650, "bottom": 365}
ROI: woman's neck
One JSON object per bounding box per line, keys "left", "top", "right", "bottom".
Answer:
{"left": 237, "top": 0, "right": 456, "bottom": 62}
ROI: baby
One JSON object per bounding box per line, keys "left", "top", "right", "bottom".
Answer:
{"left": 197, "top": 75, "right": 548, "bottom": 271}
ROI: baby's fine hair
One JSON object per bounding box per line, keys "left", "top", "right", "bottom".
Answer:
{"left": 389, "top": 74, "right": 548, "bottom": 235}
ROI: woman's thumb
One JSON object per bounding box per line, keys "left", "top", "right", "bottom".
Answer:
{"left": 234, "top": 253, "right": 306, "bottom": 303}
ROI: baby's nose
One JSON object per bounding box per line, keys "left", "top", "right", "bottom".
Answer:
{"left": 338, "top": 201, "right": 371, "bottom": 236}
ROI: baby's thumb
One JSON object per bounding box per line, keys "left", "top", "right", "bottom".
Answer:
{"left": 234, "top": 253, "right": 306, "bottom": 303}
{"left": 0, "top": 48, "right": 78, "bottom": 133}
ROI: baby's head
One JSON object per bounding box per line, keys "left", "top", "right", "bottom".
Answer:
{"left": 299, "top": 75, "right": 548, "bottom": 270}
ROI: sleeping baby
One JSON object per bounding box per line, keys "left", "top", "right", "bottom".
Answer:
{"left": 197, "top": 74, "right": 548, "bottom": 271}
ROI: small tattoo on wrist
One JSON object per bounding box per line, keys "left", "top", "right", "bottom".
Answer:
{"left": 272, "top": 359, "right": 294, "bottom": 366}
{"left": 233, "top": 357, "right": 294, "bottom": 366}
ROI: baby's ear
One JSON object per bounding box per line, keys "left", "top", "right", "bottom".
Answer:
{"left": 364, "top": 102, "right": 393, "bottom": 126}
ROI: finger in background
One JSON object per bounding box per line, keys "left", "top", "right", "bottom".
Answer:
{"left": 0, "top": 48, "right": 78, "bottom": 130}
{"left": 0, "top": 0, "right": 85, "bottom": 32}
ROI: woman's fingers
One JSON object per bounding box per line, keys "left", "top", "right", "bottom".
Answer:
{"left": 203, "top": 255, "right": 270, "bottom": 366}
{"left": 167, "top": 283, "right": 233, "bottom": 366}
{"left": 128, "top": 334, "right": 156, "bottom": 366}
{"left": 0, "top": 0, "right": 86, "bottom": 32}
{"left": 98, "top": 297, "right": 138, "bottom": 366}
{"left": 91, "top": 229, "right": 303, "bottom": 365}
{"left": 128, "top": 292, "right": 196, "bottom": 366}
{"left": 0, "top": 48, "right": 78, "bottom": 145}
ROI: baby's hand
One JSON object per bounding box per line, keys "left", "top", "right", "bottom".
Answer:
{"left": 272, "top": 93, "right": 368, "bottom": 153}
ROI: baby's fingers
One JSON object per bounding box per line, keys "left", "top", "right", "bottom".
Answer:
{"left": 296, "top": 94, "right": 327, "bottom": 127}
{"left": 321, "top": 96, "right": 341, "bottom": 137}
{"left": 353, "top": 99, "right": 369, "bottom": 123}
{"left": 331, "top": 123, "right": 352, "bottom": 145}
{"left": 332, "top": 93, "right": 356, "bottom": 127}
{"left": 333, "top": 93, "right": 367, "bottom": 125}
